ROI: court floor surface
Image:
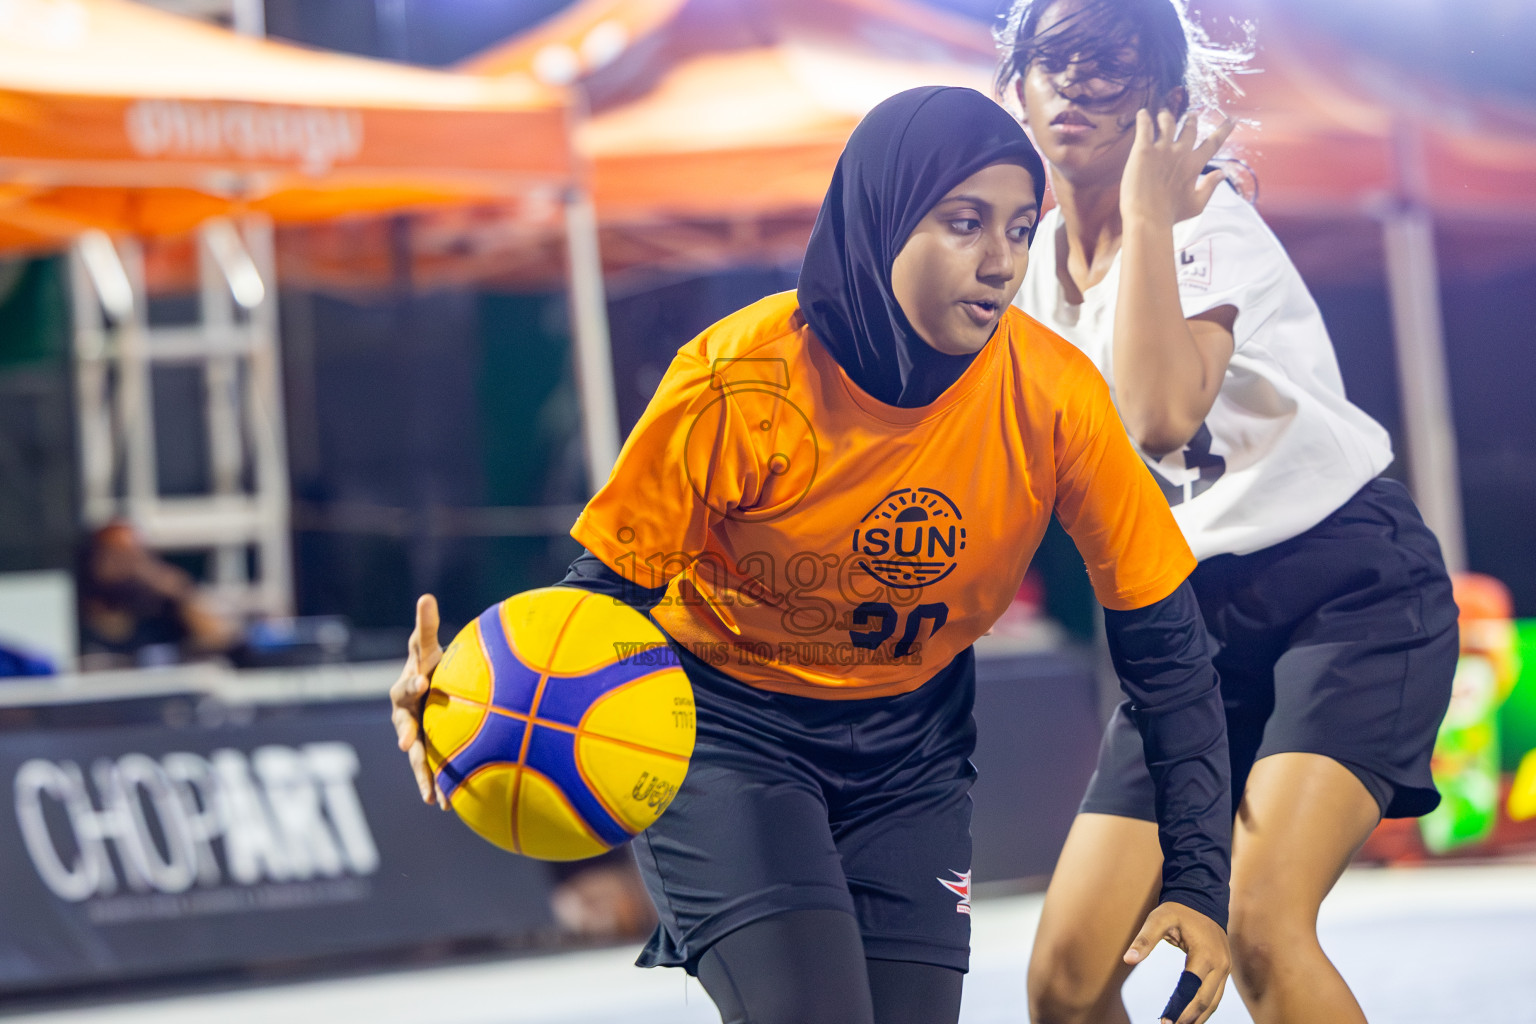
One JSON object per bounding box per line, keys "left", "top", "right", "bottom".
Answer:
{"left": 7, "top": 862, "right": 1534, "bottom": 1024}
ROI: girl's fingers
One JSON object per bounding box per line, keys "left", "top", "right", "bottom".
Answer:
{"left": 1159, "top": 970, "right": 1202, "bottom": 1023}
{"left": 1194, "top": 168, "right": 1227, "bottom": 210}
{"left": 1174, "top": 110, "right": 1193, "bottom": 146}
{"left": 416, "top": 593, "right": 441, "bottom": 651}
{"left": 407, "top": 740, "right": 434, "bottom": 803}
{"left": 391, "top": 705, "right": 418, "bottom": 750}
{"left": 388, "top": 667, "right": 427, "bottom": 711}
{"left": 1134, "top": 107, "right": 1154, "bottom": 147}
{"left": 1198, "top": 117, "right": 1237, "bottom": 159}
{"left": 1178, "top": 966, "right": 1228, "bottom": 1024}
{"left": 409, "top": 594, "right": 441, "bottom": 665}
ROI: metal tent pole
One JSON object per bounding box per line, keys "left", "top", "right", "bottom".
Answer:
{"left": 1381, "top": 201, "right": 1466, "bottom": 574}
{"left": 70, "top": 233, "right": 130, "bottom": 528}
{"left": 563, "top": 188, "right": 621, "bottom": 492}
{"left": 236, "top": 218, "right": 294, "bottom": 616}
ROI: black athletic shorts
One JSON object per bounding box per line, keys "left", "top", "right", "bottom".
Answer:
{"left": 1082, "top": 476, "right": 1458, "bottom": 822}
{"left": 632, "top": 645, "right": 977, "bottom": 975}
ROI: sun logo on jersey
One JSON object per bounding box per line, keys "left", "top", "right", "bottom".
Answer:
{"left": 851, "top": 488, "right": 965, "bottom": 589}
{"left": 937, "top": 869, "right": 971, "bottom": 915}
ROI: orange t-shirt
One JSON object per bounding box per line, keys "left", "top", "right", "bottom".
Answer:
{"left": 572, "top": 291, "right": 1194, "bottom": 699}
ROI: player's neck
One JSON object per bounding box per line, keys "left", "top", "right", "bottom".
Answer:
{"left": 1050, "top": 170, "right": 1123, "bottom": 291}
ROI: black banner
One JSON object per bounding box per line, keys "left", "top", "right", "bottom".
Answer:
{"left": 0, "top": 698, "right": 553, "bottom": 991}
{"left": 0, "top": 648, "right": 1102, "bottom": 992}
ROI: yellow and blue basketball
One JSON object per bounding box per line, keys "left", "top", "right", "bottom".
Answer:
{"left": 423, "top": 587, "right": 695, "bottom": 861}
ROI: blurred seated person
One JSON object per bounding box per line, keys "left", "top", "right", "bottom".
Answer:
{"left": 548, "top": 848, "right": 657, "bottom": 943}
{"left": 78, "top": 520, "right": 242, "bottom": 669}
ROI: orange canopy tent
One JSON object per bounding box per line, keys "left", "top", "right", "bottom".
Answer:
{"left": 461, "top": 0, "right": 998, "bottom": 277}
{"left": 0, "top": 0, "right": 572, "bottom": 245}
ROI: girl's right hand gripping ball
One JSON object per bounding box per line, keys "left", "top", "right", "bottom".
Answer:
{"left": 423, "top": 587, "right": 695, "bottom": 861}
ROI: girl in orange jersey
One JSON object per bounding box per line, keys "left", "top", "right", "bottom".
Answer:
{"left": 999, "top": 2, "right": 1458, "bottom": 1022}
{"left": 393, "top": 86, "right": 1230, "bottom": 1024}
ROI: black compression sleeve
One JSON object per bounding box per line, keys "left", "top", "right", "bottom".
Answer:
{"left": 557, "top": 549, "right": 669, "bottom": 613}
{"left": 1103, "top": 580, "right": 1232, "bottom": 929}
{"left": 867, "top": 958, "right": 963, "bottom": 1024}
{"left": 696, "top": 909, "right": 876, "bottom": 1024}
{"left": 695, "top": 910, "right": 963, "bottom": 1024}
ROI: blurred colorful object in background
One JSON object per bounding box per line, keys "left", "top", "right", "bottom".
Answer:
{"left": 1420, "top": 574, "right": 1514, "bottom": 853}
{"left": 1503, "top": 620, "right": 1536, "bottom": 822}
{"left": 1360, "top": 574, "right": 1536, "bottom": 862}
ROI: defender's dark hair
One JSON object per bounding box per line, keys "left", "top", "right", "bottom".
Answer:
{"left": 995, "top": 0, "right": 1251, "bottom": 118}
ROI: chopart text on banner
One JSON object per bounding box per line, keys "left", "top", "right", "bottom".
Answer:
{"left": 15, "top": 743, "right": 378, "bottom": 903}
{"left": 0, "top": 700, "right": 555, "bottom": 992}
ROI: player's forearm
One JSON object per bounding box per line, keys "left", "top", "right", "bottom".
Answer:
{"left": 1133, "top": 685, "right": 1231, "bottom": 928}
{"left": 1113, "top": 217, "right": 1219, "bottom": 456}
{"left": 1103, "top": 581, "right": 1233, "bottom": 928}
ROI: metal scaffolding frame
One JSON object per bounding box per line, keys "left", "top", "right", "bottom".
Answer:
{"left": 42, "top": 0, "right": 625, "bottom": 634}
{"left": 70, "top": 218, "right": 294, "bottom": 618}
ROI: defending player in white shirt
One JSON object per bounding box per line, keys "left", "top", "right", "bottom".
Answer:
{"left": 1017, "top": 178, "right": 1395, "bottom": 560}
{"left": 1000, "top": 1, "right": 1459, "bottom": 1022}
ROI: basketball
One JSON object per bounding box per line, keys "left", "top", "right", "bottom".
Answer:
{"left": 423, "top": 587, "right": 695, "bottom": 861}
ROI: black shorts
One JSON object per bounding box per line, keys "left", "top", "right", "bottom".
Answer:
{"left": 632, "top": 646, "right": 977, "bottom": 975}
{"left": 1082, "top": 477, "right": 1458, "bottom": 822}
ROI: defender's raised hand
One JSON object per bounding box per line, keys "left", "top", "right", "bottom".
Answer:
{"left": 1121, "top": 108, "right": 1236, "bottom": 227}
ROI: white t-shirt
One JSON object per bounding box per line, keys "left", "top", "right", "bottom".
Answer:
{"left": 1015, "top": 184, "right": 1393, "bottom": 560}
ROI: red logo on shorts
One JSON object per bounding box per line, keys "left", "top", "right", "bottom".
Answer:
{"left": 937, "top": 869, "right": 971, "bottom": 915}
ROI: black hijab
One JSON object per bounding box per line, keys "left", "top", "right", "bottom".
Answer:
{"left": 797, "top": 86, "right": 1045, "bottom": 409}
